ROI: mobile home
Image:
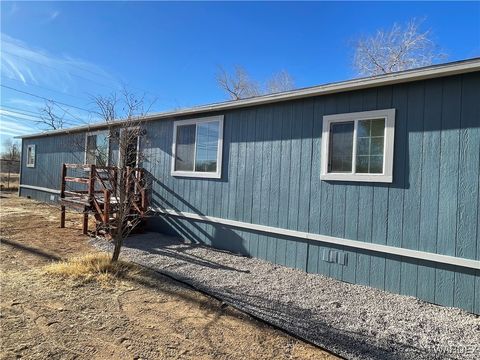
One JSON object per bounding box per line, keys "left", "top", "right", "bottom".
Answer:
{"left": 18, "top": 59, "right": 480, "bottom": 313}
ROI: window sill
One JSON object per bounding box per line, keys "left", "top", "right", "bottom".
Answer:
{"left": 171, "top": 171, "right": 221, "bottom": 179}
{"left": 26, "top": 164, "right": 35, "bottom": 168}
{"left": 320, "top": 173, "right": 392, "bottom": 183}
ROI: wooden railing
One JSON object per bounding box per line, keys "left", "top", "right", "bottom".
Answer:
{"left": 59, "top": 163, "right": 147, "bottom": 236}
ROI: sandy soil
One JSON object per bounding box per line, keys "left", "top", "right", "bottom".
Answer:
{"left": 0, "top": 192, "right": 335, "bottom": 360}
{"left": 0, "top": 173, "right": 19, "bottom": 191}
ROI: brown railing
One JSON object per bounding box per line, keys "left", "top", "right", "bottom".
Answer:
{"left": 60, "top": 163, "right": 147, "bottom": 235}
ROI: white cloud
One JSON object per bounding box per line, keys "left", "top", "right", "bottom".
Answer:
{"left": 0, "top": 33, "right": 119, "bottom": 92}
{"left": 48, "top": 10, "right": 60, "bottom": 22}
{"left": 0, "top": 116, "right": 35, "bottom": 137}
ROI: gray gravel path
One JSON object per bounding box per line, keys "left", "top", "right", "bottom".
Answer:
{"left": 90, "top": 233, "right": 480, "bottom": 360}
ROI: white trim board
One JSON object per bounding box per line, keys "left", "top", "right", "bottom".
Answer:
{"left": 153, "top": 207, "right": 480, "bottom": 270}
{"left": 17, "top": 58, "right": 480, "bottom": 140}
{"left": 20, "top": 184, "right": 61, "bottom": 194}
{"left": 13, "top": 185, "right": 480, "bottom": 270}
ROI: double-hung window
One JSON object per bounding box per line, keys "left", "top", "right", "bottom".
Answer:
{"left": 26, "top": 144, "right": 36, "bottom": 168}
{"left": 321, "top": 109, "right": 395, "bottom": 183}
{"left": 85, "top": 131, "right": 110, "bottom": 166}
{"left": 172, "top": 115, "right": 224, "bottom": 178}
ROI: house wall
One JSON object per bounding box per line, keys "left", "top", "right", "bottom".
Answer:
{"left": 19, "top": 72, "right": 480, "bottom": 313}
{"left": 19, "top": 132, "right": 85, "bottom": 201}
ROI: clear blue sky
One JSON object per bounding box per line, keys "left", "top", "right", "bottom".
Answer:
{"left": 1, "top": 1, "right": 479, "bottom": 148}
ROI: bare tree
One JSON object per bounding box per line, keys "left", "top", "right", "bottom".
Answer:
{"left": 216, "top": 65, "right": 295, "bottom": 100}
{"left": 39, "top": 100, "right": 66, "bottom": 130}
{"left": 1, "top": 138, "right": 20, "bottom": 161}
{"left": 265, "top": 69, "right": 295, "bottom": 94}
{"left": 216, "top": 65, "right": 261, "bottom": 100}
{"left": 92, "top": 90, "right": 155, "bottom": 262}
{"left": 60, "top": 89, "right": 155, "bottom": 262}
{"left": 353, "top": 18, "right": 446, "bottom": 76}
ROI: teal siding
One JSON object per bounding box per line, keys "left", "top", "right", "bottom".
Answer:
{"left": 20, "top": 72, "right": 480, "bottom": 313}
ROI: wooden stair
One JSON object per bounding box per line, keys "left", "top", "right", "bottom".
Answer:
{"left": 59, "top": 163, "right": 148, "bottom": 237}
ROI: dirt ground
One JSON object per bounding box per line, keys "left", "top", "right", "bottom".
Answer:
{"left": 0, "top": 193, "right": 336, "bottom": 360}
{"left": 0, "top": 173, "right": 19, "bottom": 191}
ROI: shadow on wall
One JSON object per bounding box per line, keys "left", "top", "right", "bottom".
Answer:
{"left": 147, "top": 215, "right": 249, "bottom": 256}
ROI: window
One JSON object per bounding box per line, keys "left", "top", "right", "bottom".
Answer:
{"left": 26, "top": 144, "right": 36, "bottom": 168}
{"left": 85, "top": 131, "right": 110, "bottom": 166}
{"left": 172, "top": 115, "right": 224, "bottom": 178}
{"left": 321, "top": 109, "right": 395, "bottom": 183}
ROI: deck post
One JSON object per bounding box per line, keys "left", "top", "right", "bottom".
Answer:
{"left": 82, "top": 164, "right": 96, "bottom": 235}
{"left": 103, "top": 189, "right": 110, "bottom": 224}
{"left": 60, "top": 164, "right": 66, "bottom": 228}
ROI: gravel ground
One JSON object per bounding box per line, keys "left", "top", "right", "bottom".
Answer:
{"left": 91, "top": 233, "right": 480, "bottom": 360}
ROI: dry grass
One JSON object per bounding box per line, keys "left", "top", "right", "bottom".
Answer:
{"left": 0, "top": 172, "right": 19, "bottom": 191}
{"left": 44, "top": 252, "right": 140, "bottom": 282}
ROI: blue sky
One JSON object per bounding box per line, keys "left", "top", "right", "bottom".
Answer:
{"left": 1, "top": 1, "right": 479, "bottom": 149}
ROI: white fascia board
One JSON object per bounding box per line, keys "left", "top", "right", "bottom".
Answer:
{"left": 16, "top": 58, "right": 480, "bottom": 140}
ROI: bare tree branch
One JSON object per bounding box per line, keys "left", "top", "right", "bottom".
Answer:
{"left": 353, "top": 18, "right": 447, "bottom": 76}
{"left": 1, "top": 138, "right": 20, "bottom": 161}
{"left": 265, "top": 69, "right": 295, "bottom": 94}
{"left": 85, "top": 89, "right": 155, "bottom": 262}
{"left": 216, "top": 65, "right": 295, "bottom": 100}
{"left": 38, "top": 100, "right": 66, "bottom": 130}
{"left": 216, "top": 65, "right": 261, "bottom": 100}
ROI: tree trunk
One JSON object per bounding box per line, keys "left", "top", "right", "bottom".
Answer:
{"left": 111, "top": 166, "right": 127, "bottom": 263}
{"left": 111, "top": 231, "right": 123, "bottom": 262}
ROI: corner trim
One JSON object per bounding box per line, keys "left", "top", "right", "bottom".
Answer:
{"left": 153, "top": 207, "right": 480, "bottom": 270}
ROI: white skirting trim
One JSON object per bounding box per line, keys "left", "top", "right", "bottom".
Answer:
{"left": 19, "top": 184, "right": 61, "bottom": 194}
{"left": 153, "top": 207, "right": 480, "bottom": 271}
{"left": 16, "top": 184, "right": 480, "bottom": 271}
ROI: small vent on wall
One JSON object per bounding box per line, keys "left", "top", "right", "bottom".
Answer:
{"left": 322, "top": 249, "right": 347, "bottom": 266}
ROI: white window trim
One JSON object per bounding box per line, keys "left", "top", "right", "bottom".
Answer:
{"left": 26, "top": 144, "right": 35, "bottom": 168}
{"left": 171, "top": 115, "right": 224, "bottom": 179}
{"left": 320, "top": 109, "right": 395, "bottom": 183}
{"left": 84, "top": 130, "right": 111, "bottom": 166}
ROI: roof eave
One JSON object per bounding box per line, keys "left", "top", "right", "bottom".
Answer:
{"left": 16, "top": 58, "right": 480, "bottom": 140}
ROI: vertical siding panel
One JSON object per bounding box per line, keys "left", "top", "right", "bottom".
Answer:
{"left": 276, "top": 104, "right": 293, "bottom": 266}
{"left": 156, "top": 122, "right": 167, "bottom": 210}
{"left": 307, "top": 98, "right": 324, "bottom": 273}
{"left": 370, "top": 86, "right": 393, "bottom": 290}
{"left": 385, "top": 84, "right": 408, "bottom": 293}
{"left": 454, "top": 73, "right": 480, "bottom": 313}
{"left": 286, "top": 102, "right": 303, "bottom": 268}
{"left": 318, "top": 96, "right": 336, "bottom": 275}
{"left": 476, "top": 169, "right": 480, "bottom": 315}
{"left": 267, "top": 106, "right": 283, "bottom": 263}
{"left": 236, "top": 111, "right": 249, "bottom": 252}
{"left": 242, "top": 109, "right": 256, "bottom": 254}
{"left": 166, "top": 121, "right": 176, "bottom": 212}
{"left": 259, "top": 106, "right": 273, "bottom": 261}
{"left": 297, "top": 100, "right": 314, "bottom": 271}
{"left": 342, "top": 92, "right": 363, "bottom": 283}
{"left": 331, "top": 93, "right": 349, "bottom": 280}
{"left": 250, "top": 107, "right": 264, "bottom": 258}
{"left": 227, "top": 112, "right": 240, "bottom": 221}
{"left": 417, "top": 79, "right": 442, "bottom": 303}
{"left": 221, "top": 116, "right": 232, "bottom": 219}
{"left": 236, "top": 112, "right": 248, "bottom": 222}
{"left": 401, "top": 81, "right": 425, "bottom": 297}
{"left": 355, "top": 89, "right": 377, "bottom": 286}
{"left": 244, "top": 110, "right": 256, "bottom": 224}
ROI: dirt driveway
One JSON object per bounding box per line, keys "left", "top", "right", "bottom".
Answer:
{"left": 0, "top": 193, "right": 335, "bottom": 360}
